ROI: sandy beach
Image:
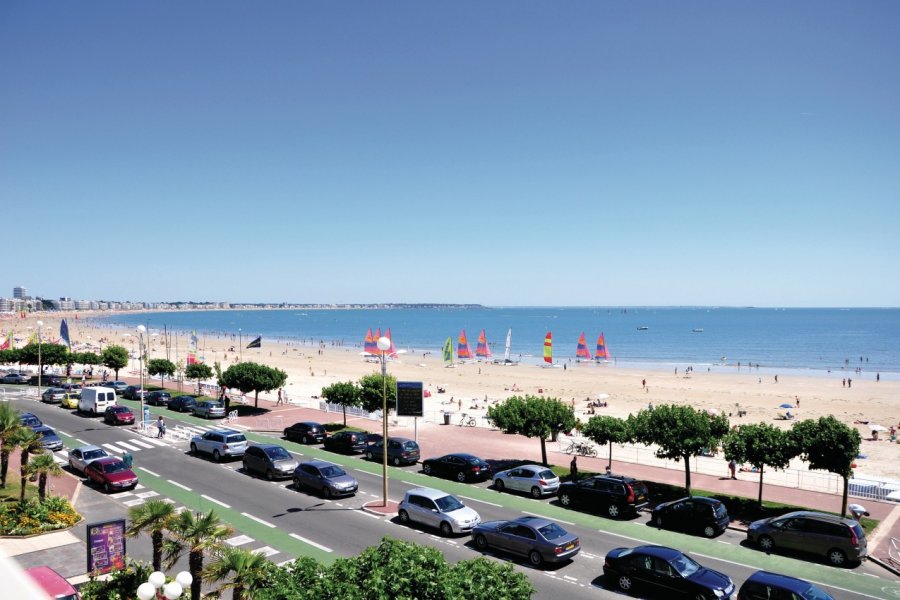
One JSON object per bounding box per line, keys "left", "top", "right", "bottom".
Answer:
{"left": 6, "top": 312, "right": 900, "bottom": 481}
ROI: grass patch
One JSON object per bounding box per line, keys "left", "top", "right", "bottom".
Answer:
{"left": 0, "top": 477, "right": 39, "bottom": 504}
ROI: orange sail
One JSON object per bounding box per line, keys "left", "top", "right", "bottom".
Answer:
{"left": 475, "top": 329, "right": 492, "bottom": 358}
{"left": 576, "top": 332, "right": 591, "bottom": 359}
{"left": 543, "top": 331, "right": 553, "bottom": 364}
{"left": 457, "top": 329, "right": 473, "bottom": 359}
{"left": 595, "top": 332, "right": 610, "bottom": 361}
{"left": 364, "top": 328, "right": 377, "bottom": 355}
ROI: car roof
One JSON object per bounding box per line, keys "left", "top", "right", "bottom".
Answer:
{"left": 294, "top": 421, "right": 323, "bottom": 427}
{"left": 304, "top": 459, "right": 341, "bottom": 468}
{"left": 389, "top": 436, "right": 414, "bottom": 443}
{"left": 34, "top": 425, "right": 56, "bottom": 434}
{"left": 74, "top": 444, "right": 104, "bottom": 453}
{"left": 92, "top": 456, "right": 124, "bottom": 465}
{"left": 778, "top": 510, "right": 853, "bottom": 524}
{"left": 174, "top": 395, "right": 194, "bottom": 400}
{"left": 25, "top": 566, "right": 78, "bottom": 595}
{"left": 406, "top": 487, "right": 457, "bottom": 500}
{"left": 443, "top": 452, "right": 481, "bottom": 460}
{"left": 744, "top": 570, "right": 817, "bottom": 592}
{"left": 513, "top": 515, "right": 553, "bottom": 528}
{"left": 209, "top": 428, "right": 242, "bottom": 435}
{"left": 254, "top": 443, "right": 288, "bottom": 451}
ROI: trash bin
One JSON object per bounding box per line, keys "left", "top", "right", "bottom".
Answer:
{"left": 443, "top": 413, "right": 452, "bottom": 425}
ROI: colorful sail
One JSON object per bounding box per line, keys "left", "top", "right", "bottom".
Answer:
{"left": 595, "top": 332, "right": 610, "bottom": 361}
{"left": 385, "top": 328, "right": 398, "bottom": 358}
{"left": 364, "top": 328, "right": 377, "bottom": 355}
{"left": 575, "top": 332, "right": 591, "bottom": 359}
{"left": 457, "top": 329, "right": 473, "bottom": 359}
{"left": 475, "top": 329, "right": 492, "bottom": 358}
{"left": 543, "top": 331, "right": 553, "bottom": 364}
{"left": 0, "top": 330, "right": 11, "bottom": 351}
{"left": 442, "top": 336, "right": 453, "bottom": 364}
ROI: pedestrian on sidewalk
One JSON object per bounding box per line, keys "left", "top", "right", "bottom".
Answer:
{"left": 156, "top": 416, "right": 166, "bottom": 438}
{"left": 277, "top": 388, "right": 283, "bottom": 406}
{"left": 728, "top": 458, "right": 737, "bottom": 479}
{"left": 122, "top": 451, "right": 133, "bottom": 468}
{"left": 570, "top": 456, "right": 578, "bottom": 482}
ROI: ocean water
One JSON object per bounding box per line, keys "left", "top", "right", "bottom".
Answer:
{"left": 94, "top": 307, "right": 900, "bottom": 377}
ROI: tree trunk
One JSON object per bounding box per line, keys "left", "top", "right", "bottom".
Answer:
{"left": 114, "top": 368, "right": 120, "bottom": 379}
{"left": 841, "top": 476, "right": 849, "bottom": 518}
{"left": 757, "top": 466, "right": 765, "bottom": 507}
{"left": 19, "top": 451, "right": 30, "bottom": 502}
{"left": 190, "top": 550, "right": 203, "bottom": 600}
{"left": 255, "top": 391, "right": 259, "bottom": 409}
{"left": 151, "top": 531, "right": 163, "bottom": 571}
{"left": 683, "top": 453, "right": 692, "bottom": 496}
{"left": 608, "top": 442, "right": 613, "bottom": 471}
{"left": 1, "top": 449, "right": 9, "bottom": 488}
{"left": 38, "top": 473, "right": 47, "bottom": 502}
{"left": 342, "top": 405, "right": 347, "bottom": 427}
{"left": 540, "top": 438, "right": 548, "bottom": 466}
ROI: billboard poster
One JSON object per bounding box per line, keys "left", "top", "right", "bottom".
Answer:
{"left": 396, "top": 381, "right": 424, "bottom": 417}
{"left": 87, "top": 519, "right": 127, "bottom": 574}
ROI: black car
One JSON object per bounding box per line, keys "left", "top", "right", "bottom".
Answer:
{"left": 651, "top": 496, "right": 731, "bottom": 538}
{"left": 738, "top": 570, "right": 835, "bottom": 600}
{"left": 284, "top": 421, "right": 326, "bottom": 444}
{"left": 28, "top": 374, "right": 63, "bottom": 386}
{"left": 146, "top": 391, "right": 172, "bottom": 406}
{"left": 422, "top": 453, "right": 491, "bottom": 483}
{"left": 169, "top": 395, "right": 198, "bottom": 412}
{"left": 603, "top": 545, "right": 736, "bottom": 599}
{"left": 558, "top": 474, "right": 649, "bottom": 518}
{"left": 322, "top": 430, "right": 370, "bottom": 454}
{"left": 122, "top": 385, "right": 148, "bottom": 400}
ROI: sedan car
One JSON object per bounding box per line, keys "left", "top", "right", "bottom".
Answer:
{"left": 283, "top": 421, "right": 326, "bottom": 444}
{"left": 19, "top": 412, "right": 43, "bottom": 429}
{"left": 103, "top": 405, "right": 135, "bottom": 426}
{"left": 472, "top": 515, "right": 581, "bottom": 566}
{"left": 41, "top": 388, "right": 67, "bottom": 404}
{"left": 738, "top": 570, "right": 835, "bottom": 600}
{"left": 322, "top": 430, "right": 370, "bottom": 454}
{"left": 192, "top": 400, "right": 225, "bottom": 419}
{"left": 122, "top": 386, "right": 148, "bottom": 400}
{"left": 242, "top": 444, "right": 299, "bottom": 480}
{"left": 493, "top": 464, "right": 560, "bottom": 498}
{"left": 168, "top": 395, "right": 198, "bottom": 412}
{"left": 146, "top": 391, "right": 172, "bottom": 406}
{"left": 422, "top": 453, "right": 491, "bottom": 482}
{"left": 365, "top": 437, "right": 420, "bottom": 466}
{"left": 84, "top": 457, "right": 139, "bottom": 493}
{"left": 68, "top": 445, "right": 111, "bottom": 474}
{"left": 603, "top": 545, "right": 736, "bottom": 599}
{"left": 651, "top": 496, "right": 731, "bottom": 538}
{"left": 1, "top": 372, "right": 30, "bottom": 384}
{"left": 34, "top": 425, "right": 63, "bottom": 452}
{"left": 106, "top": 381, "right": 129, "bottom": 393}
{"left": 293, "top": 459, "right": 359, "bottom": 498}
{"left": 398, "top": 487, "right": 481, "bottom": 536}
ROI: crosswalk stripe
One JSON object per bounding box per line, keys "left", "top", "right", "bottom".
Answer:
{"left": 58, "top": 450, "right": 69, "bottom": 458}
{"left": 102, "top": 443, "right": 124, "bottom": 454}
{"left": 128, "top": 439, "right": 155, "bottom": 449}
{"left": 115, "top": 440, "right": 142, "bottom": 451}
{"left": 140, "top": 437, "right": 169, "bottom": 447}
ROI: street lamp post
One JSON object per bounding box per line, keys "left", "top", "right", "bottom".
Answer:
{"left": 36, "top": 320, "right": 43, "bottom": 399}
{"left": 137, "top": 570, "right": 192, "bottom": 600}
{"left": 238, "top": 328, "right": 243, "bottom": 362}
{"left": 376, "top": 336, "right": 391, "bottom": 507}
{"left": 137, "top": 325, "right": 147, "bottom": 430}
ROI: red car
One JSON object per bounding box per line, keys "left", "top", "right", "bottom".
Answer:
{"left": 104, "top": 405, "right": 135, "bottom": 425}
{"left": 84, "top": 457, "right": 138, "bottom": 493}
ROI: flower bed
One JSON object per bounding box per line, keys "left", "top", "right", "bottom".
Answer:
{"left": 0, "top": 496, "right": 81, "bottom": 536}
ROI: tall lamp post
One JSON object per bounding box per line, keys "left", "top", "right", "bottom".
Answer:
{"left": 36, "top": 320, "right": 44, "bottom": 399}
{"left": 137, "top": 570, "right": 192, "bottom": 600}
{"left": 137, "top": 325, "right": 147, "bottom": 430}
{"left": 376, "top": 336, "right": 391, "bottom": 507}
{"left": 238, "top": 328, "right": 243, "bottom": 362}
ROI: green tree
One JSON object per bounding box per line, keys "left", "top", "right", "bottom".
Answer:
{"left": 445, "top": 556, "right": 534, "bottom": 599}
{"left": 723, "top": 423, "right": 797, "bottom": 507}
{"left": 487, "top": 395, "right": 576, "bottom": 466}
{"left": 185, "top": 362, "right": 214, "bottom": 394}
{"left": 0, "top": 403, "right": 24, "bottom": 488}
{"left": 358, "top": 372, "right": 397, "bottom": 414}
{"left": 203, "top": 546, "right": 272, "bottom": 600}
{"left": 581, "top": 415, "right": 631, "bottom": 472}
{"left": 100, "top": 345, "right": 130, "bottom": 380}
{"left": 13, "top": 428, "right": 45, "bottom": 502}
{"left": 163, "top": 509, "right": 232, "bottom": 600}
{"left": 80, "top": 559, "right": 153, "bottom": 600}
{"left": 25, "top": 452, "right": 63, "bottom": 502}
{"left": 322, "top": 381, "right": 361, "bottom": 426}
{"left": 0, "top": 348, "right": 20, "bottom": 364}
{"left": 628, "top": 404, "right": 730, "bottom": 496}
{"left": 147, "top": 358, "right": 177, "bottom": 389}
{"left": 127, "top": 499, "right": 177, "bottom": 572}
{"left": 791, "top": 416, "right": 861, "bottom": 517}
{"left": 255, "top": 557, "right": 324, "bottom": 600}
{"left": 17, "top": 342, "right": 70, "bottom": 367}
{"left": 220, "top": 362, "right": 288, "bottom": 409}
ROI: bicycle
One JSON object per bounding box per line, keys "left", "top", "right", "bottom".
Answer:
{"left": 564, "top": 440, "right": 598, "bottom": 457}
{"left": 459, "top": 413, "right": 477, "bottom": 427}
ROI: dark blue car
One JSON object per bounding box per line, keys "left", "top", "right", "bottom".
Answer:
{"left": 604, "top": 545, "right": 736, "bottom": 599}
{"left": 738, "top": 571, "right": 834, "bottom": 600}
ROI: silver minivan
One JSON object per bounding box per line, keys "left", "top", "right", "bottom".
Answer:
{"left": 747, "top": 510, "right": 867, "bottom": 566}
{"left": 398, "top": 487, "right": 481, "bottom": 536}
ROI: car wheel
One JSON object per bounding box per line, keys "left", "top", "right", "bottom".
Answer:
{"left": 105, "top": 482, "right": 113, "bottom": 493}
{"left": 758, "top": 534, "right": 775, "bottom": 552}
{"left": 439, "top": 521, "right": 453, "bottom": 537}
{"left": 423, "top": 463, "right": 432, "bottom": 475}
{"left": 654, "top": 513, "right": 664, "bottom": 528}
{"left": 474, "top": 533, "right": 489, "bottom": 550}
{"left": 616, "top": 574, "right": 633, "bottom": 592}
{"left": 304, "top": 434, "right": 312, "bottom": 444}
{"left": 827, "top": 548, "right": 847, "bottom": 566}
{"left": 398, "top": 509, "right": 410, "bottom": 524}
{"left": 559, "top": 492, "right": 572, "bottom": 507}
{"left": 392, "top": 456, "right": 402, "bottom": 467}
{"left": 530, "top": 486, "right": 542, "bottom": 499}
{"left": 365, "top": 451, "right": 374, "bottom": 461}
{"left": 265, "top": 469, "right": 274, "bottom": 481}
{"left": 213, "top": 450, "right": 221, "bottom": 462}
{"left": 494, "top": 479, "right": 505, "bottom": 491}
{"left": 607, "top": 503, "right": 621, "bottom": 518}
{"left": 694, "top": 594, "right": 710, "bottom": 600}
{"left": 702, "top": 525, "right": 717, "bottom": 538}
{"left": 528, "top": 550, "right": 543, "bottom": 566}
{"left": 322, "top": 487, "right": 332, "bottom": 499}
{"left": 190, "top": 443, "right": 197, "bottom": 454}
{"left": 456, "top": 471, "right": 467, "bottom": 483}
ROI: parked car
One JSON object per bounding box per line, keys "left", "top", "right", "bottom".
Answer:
{"left": 322, "top": 430, "right": 370, "bottom": 454}
{"left": 472, "top": 515, "right": 581, "bottom": 566}
{"left": 365, "top": 437, "right": 420, "bottom": 466}
{"left": 738, "top": 570, "right": 835, "bottom": 600}
{"left": 242, "top": 444, "right": 299, "bottom": 480}
{"left": 190, "top": 429, "right": 248, "bottom": 462}
{"left": 61, "top": 393, "right": 79, "bottom": 409}
{"left": 493, "top": 464, "right": 560, "bottom": 498}
{"left": 747, "top": 510, "right": 868, "bottom": 566}
{"left": 104, "top": 405, "right": 135, "bottom": 426}
{"left": 422, "top": 453, "right": 491, "bottom": 482}
{"left": 25, "top": 566, "right": 80, "bottom": 600}
{"left": 41, "top": 387, "right": 67, "bottom": 403}
{"left": 283, "top": 421, "right": 326, "bottom": 444}
{"left": 34, "top": 425, "right": 63, "bottom": 451}
{"left": 603, "top": 545, "right": 736, "bottom": 599}
{"left": 651, "top": 496, "right": 731, "bottom": 538}
{"left": 84, "top": 457, "right": 139, "bottom": 493}
{"left": 293, "top": 459, "right": 359, "bottom": 498}
{"left": 557, "top": 473, "right": 649, "bottom": 518}
{"left": 398, "top": 487, "right": 481, "bottom": 536}
{"left": 60, "top": 383, "right": 82, "bottom": 398}
{"left": 146, "top": 391, "right": 172, "bottom": 407}
{"left": 2, "top": 372, "right": 30, "bottom": 384}
{"left": 169, "top": 395, "right": 198, "bottom": 412}
{"left": 28, "top": 374, "right": 63, "bottom": 386}
{"left": 193, "top": 400, "right": 226, "bottom": 419}
{"left": 106, "top": 380, "right": 129, "bottom": 393}
{"left": 19, "top": 412, "right": 43, "bottom": 429}
{"left": 68, "top": 445, "right": 110, "bottom": 474}
{"left": 122, "top": 385, "right": 148, "bottom": 400}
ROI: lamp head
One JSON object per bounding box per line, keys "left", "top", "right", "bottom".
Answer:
{"left": 376, "top": 337, "right": 391, "bottom": 352}
{"left": 137, "top": 325, "right": 146, "bottom": 334}
{"left": 37, "top": 320, "right": 43, "bottom": 328}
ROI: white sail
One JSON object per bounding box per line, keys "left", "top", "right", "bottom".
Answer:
{"left": 504, "top": 328, "right": 511, "bottom": 361}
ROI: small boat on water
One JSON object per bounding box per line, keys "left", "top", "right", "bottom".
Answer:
{"left": 692, "top": 328, "right": 704, "bottom": 333}
{"left": 637, "top": 326, "right": 649, "bottom": 331}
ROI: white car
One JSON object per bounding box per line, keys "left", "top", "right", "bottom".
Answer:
{"left": 493, "top": 464, "right": 560, "bottom": 497}
{"left": 398, "top": 487, "right": 481, "bottom": 536}
{"left": 68, "top": 445, "right": 110, "bottom": 474}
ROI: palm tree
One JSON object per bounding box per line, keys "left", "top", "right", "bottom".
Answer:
{"left": 202, "top": 546, "right": 271, "bottom": 600}
{"left": 127, "top": 499, "right": 176, "bottom": 571}
{"left": 25, "top": 453, "right": 63, "bottom": 502}
{"left": 13, "top": 428, "right": 45, "bottom": 502}
{"left": 163, "top": 509, "right": 232, "bottom": 600}
{"left": 0, "top": 403, "right": 23, "bottom": 488}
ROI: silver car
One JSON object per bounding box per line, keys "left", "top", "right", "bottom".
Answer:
{"left": 293, "top": 459, "right": 359, "bottom": 498}
{"left": 493, "top": 464, "right": 560, "bottom": 497}
{"left": 242, "top": 444, "right": 299, "bottom": 480}
{"left": 192, "top": 400, "right": 226, "bottom": 419}
{"left": 41, "top": 388, "right": 67, "bottom": 404}
{"left": 68, "top": 445, "right": 110, "bottom": 474}
{"left": 398, "top": 487, "right": 481, "bottom": 536}
{"left": 190, "top": 429, "right": 248, "bottom": 462}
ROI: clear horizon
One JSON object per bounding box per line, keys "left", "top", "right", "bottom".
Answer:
{"left": 2, "top": 2, "right": 898, "bottom": 307}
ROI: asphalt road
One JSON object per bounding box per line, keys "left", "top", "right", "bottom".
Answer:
{"left": 11, "top": 394, "right": 900, "bottom": 600}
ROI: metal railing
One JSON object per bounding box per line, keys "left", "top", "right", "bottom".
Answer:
{"left": 889, "top": 537, "right": 900, "bottom": 569}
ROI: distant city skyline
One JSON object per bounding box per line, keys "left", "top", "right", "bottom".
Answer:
{"left": 2, "top": 2, "right": 898, "bottom": 307}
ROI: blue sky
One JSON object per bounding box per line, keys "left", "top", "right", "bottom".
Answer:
{"left": 2, "top": 2, "right": 898, "bottom": 307}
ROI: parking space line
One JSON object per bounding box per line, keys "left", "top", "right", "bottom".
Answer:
{"left": 241, "top": 512, "right": 276, "bottom": 528}
{"left": 289, "top": 533, "right": 332, "bottom": 553}
{"left": 167, "top": 479, "right": 192, "bottom": 491}
{"left": 458, "top": 495, "right": 502, "bottom": 507}
{"left": 201, "top": 494, "right": 231, "bottom": 508}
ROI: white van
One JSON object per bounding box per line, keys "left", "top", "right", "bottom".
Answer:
{"left": 79, "top": 386, "right": 116, "bottom": 415}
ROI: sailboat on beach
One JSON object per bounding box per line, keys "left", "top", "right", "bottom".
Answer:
{"left": 457, "top": 329, "right": 473, "bottom": 360}
{"left": 543, "top": 331, "right": 555, "bottom": 366}
{"left": 475, "top": 329, "right": 492, "bottom": 359}
{"left": 442, "top": 336, "right": 455, "bottom": 368}
{"left": 595, "top": 332, "right": 611, "bottom": 362}
{"left": 493, "top": 328, "right": 517, "bottom": 365}
{"left": 575, "top": 332, "right": 591, "bottom": 361}
{"left": 363, "top": 328, "right": 377, "bottom": 355}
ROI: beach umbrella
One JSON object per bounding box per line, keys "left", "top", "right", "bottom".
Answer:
{"left": 778, "top": 403, "right": 795, "bottom": 409}
{"left": 595, "top": 393, "right": 610, "bottom": 400}
{"left": 869, "top": 424, "right": 888, "bottom": 432}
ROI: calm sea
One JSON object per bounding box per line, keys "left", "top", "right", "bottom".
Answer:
{"left": 94, "top": 307, "right": 900, "bottom": 378}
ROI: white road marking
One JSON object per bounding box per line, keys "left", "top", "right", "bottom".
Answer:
{"left": 128, "top": 439, "right": 155, "bottom": 449}
{"left": 252, "top": 546, "right": 279, "bottom": 557}
{"left": 75, "top": 438, "right": 87, "bottom": 444}
{"left": 114, "top": 440, "right": 142, "bottom": 451}
{"left": 101, "top": 443, "right": 123, "bottom": 454}
{"left": 289, "top": 533, "right": 333, "bottom": 553}
{"left": 137, "top": 467, "right": 160, "bottom": 477}
{"left": 241, "top": 512, "right": 276, "bottom": 528}
{"left": 226, "top": 535, "right": 253, "bottom": 546}
{"left": 167, "top": 479, "right": 192, "bottom": 491}
{"left": 57, "top": 430, "right": 69, "bottom": 436}
{"left": 201, "top": 494, "right": 231, "bottom": 508}
{"left": 458, "top": 495, "right": 502, "bottom": 507}
{"left": 522, "top": 510, "right": 574, "bottom": 525}
{"left": 141, "top": 437, "right": 169, "bottom": 447}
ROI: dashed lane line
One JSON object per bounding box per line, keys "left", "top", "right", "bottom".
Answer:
{"left": 137, "top": 467, "right": 160, "bottom": 477}
{"left": 289, "top": 533, "right": 332, "bottom": 553}
{"left": 241, "top": 512, "right": 276, "bottom": 528}
{"left": 167, "top": 479, "right": 192, "bottom": 491}
{"left": 201, "top": 494, "right": 231, "bottom": 508}
{"left": 458, "top": 494, "right": 501, "bottom": 507}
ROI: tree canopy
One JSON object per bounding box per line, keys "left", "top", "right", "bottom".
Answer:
{"left": 220, "top": 362, "right": 287, "bottom": 409}
{"left": 147, "top": 358, "right": 176, "bottom": 388}
{"left": 185, "top": 362, "right": 214, "bottom": 393}
{"left": 791, "top": 416, "right": 861, "bottom": 517}
{"left": 100, "top": 345, "right": 129, "bottom": 379}
{"left": 723, "top": 423, "right": 797, "bottom": 506}
{"left": 581, "top": 415, "right": 631, "bottom": 471}
{"left": 322, "top": 381, "right": 361, "bottom": 426}
{"left": 358, "top": 373, "right": 397, "bottom": 414}
{"left": 487, "top": 395, "right": 576, "bottom": 465}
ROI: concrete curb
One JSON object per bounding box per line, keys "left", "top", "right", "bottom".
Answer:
{"left": 867, "top": 556, "right": 900, "bottom": 578}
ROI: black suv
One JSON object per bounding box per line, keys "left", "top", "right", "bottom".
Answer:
{"left": 28, "top": 374, "right": 63, "bottom": 386}
{"left": 146, "top": 391, "right": 172, "bottom": 406}
{"left": 284, "top": 421, "right": 326, "bottom": 444}
{"left": 558, "top": 474, "right": 649, "bottom": 518}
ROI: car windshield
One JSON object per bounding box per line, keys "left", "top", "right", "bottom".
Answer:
{"left": 801, "top": 583, "right": 836, "bottom": 600}
{"left": 84, "top": 450, "right": 106, "bottom": 460}
{"left": 465, "top": 457, "right": 482, "bottom": 464}
{"left": 537, "top": 522, "right": 568, "bottom": 540}
{"left": 538, "top": 470, "right": 555, "bottom": 479}
{"left": 104, "top": 461, "right": 130, "bottom": 473}
{"left": 264, "top": 447, "right": 292, "bottom": 460}
{"left": 435, "top": 495, "right": 464, "bottom": 512}
{"left": 320, "top": 466, "right": 346, "bottom": 478}
{"left": 39, "top": 429, "right": 56, "bottom": 438}
{"left": 112, "top": 407, "right": 127, "bottom": 413}
{"left": 226, "top": 435, "right": 246, "bottom": 443}
{"left": 669, "top": 553, "right": 701, "bottom": 577}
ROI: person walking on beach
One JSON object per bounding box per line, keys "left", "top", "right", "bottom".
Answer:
{"left": 156, "top": 416, "right": 166, "bottom": 438}
{"left": 570, "top": 456, "right": 578, "bottom": 482}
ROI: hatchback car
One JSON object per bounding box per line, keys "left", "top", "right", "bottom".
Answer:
{"left": 41, "top": 387, "right": 67, "bottom": 403}
{"left": 398, "top": 487, "right": 481, "bottom": 536}
{"left": 61, "top": 393, "right": 80, "bottom": 409}
{"left": 283, "top": 421, "right": 326, "bottom": 444}
{"left": 84, "top": 457, "right": 139, "bottom": 492}
{"left": 365, "top": 437, "right": 420, "bottom": 466}
{"left": 190, "top": 429, "right": 248, "bottom": 462}
{"left": 25, "top": 566, "right": 80, "bottom": 600}
{"left": 19, "top": 412, "right": 43, "bottom": 429}
{"left": 242, "top": 444, "right": 299, "bottom": 480}
{"left": 34, "top": 425, "right": 63, "bottom": 451}
{"left": 322, "top": 430, "right": 370, "bottom": 454}
{"left": 169, "top": 395, "right": 198, "bottom": 412}
{"left": 106, "top": 381, "right": 129, "bottom": 393}
{"left": 68, "top": 445, "right": 110, "bottom": 474}
{"left": 557, "top": 473, "right": 649, "bottom": 518}
{"left": 293, "top": 459, "right": 359, "bottom": 498}
{"left": 472, "top": 515, "right": 581, "bottom": 566}
{"left": 1, "top": 372, "right": 30, "bottom": 384}
{"left": 652, "top": 496, "right": 731, "bottom": 538}
{"left": 146, "top": 391, "right": 172, "bottom": 406}
{"left": 493, "top": 464, "right": 560, "bottom": 498}
{"left": 193, "top": 400, "right": 226, "bottom": 419}
{"left": 604, "top": 545, "right": 736, "bottom": 599}
{"left": 422, "top": 453, "right": 491, "bottom": 482}
{"left": 122, "top": 385, "right": 148, "bottom": 400}
{"left": 738, "top": 570, "right": 835, "bottom": 600}
{"left": 747, "top": 510, "right": 867, "bottom": 566}
{"left": 103, "top": 405, "right": 135, "bottom": 426}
